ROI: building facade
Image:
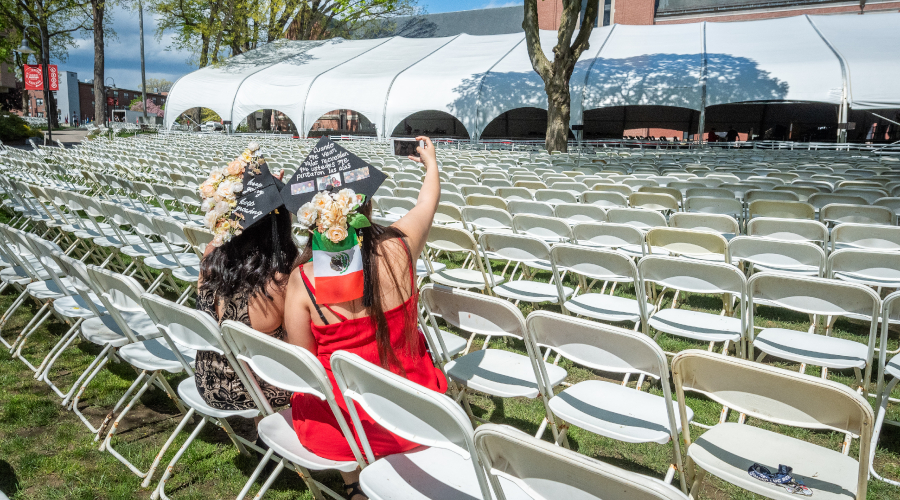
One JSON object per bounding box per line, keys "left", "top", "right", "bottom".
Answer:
{"left": 19, "top": 70, "right": 167, "bottom": 124}
{"left": 77, "top": 81, "right": 167, "bottom": 123}
{"left": 536, "top": 0, "right": 900, "bottom": 27}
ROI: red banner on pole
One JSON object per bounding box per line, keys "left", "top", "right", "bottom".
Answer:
{"left": 48, "top": 65, "right": 58, "bottom": 91}
{"left": 23, "top": 64, "right": 59, "bottom": 91}
{"left": 23, "top": 65, "right": 42, "bottom": 90}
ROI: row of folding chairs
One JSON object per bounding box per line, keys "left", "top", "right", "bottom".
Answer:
{"left": 2, "top": 222, "right": 878, "bottom": 500}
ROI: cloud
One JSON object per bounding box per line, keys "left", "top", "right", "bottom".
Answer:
{"left": 51, "top": 4, "right": 194, "bottom": 90}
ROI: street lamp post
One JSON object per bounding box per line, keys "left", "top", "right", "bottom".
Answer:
{"left": 104, "top": 77, "right": 116, "bottom": 126}
{"left": 138, "top": 0, "right": 148, "bottom": 123}
{"left": 14, "top": 26, "right": 57, "bottom": 144}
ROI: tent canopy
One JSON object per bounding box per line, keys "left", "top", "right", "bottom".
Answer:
{"left": 164, "top": 12, "right": 900, "bottom": 137}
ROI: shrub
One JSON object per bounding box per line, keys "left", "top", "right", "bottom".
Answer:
{"left": 0, "top": 113, "right": 43, "bottom": 142}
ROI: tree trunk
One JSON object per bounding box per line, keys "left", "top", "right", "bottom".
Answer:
{"left": 92, "top": 0, "right": 106, "bottom": 125}
{"left": 38, "top": 5, "right": 58, "bottom": 130}
{"left": 545, "top": 72, "right": 571, "bottom": 152}
{"left": 247, "top": 111, "right": 257, "bottom": 132}
{"left": 261, "top": 109, "right": 272, "bottom": 131}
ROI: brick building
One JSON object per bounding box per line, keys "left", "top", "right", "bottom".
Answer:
{"left": 18, "top": 70, "right": 166, "bottom": 125}
{"left": 535, "top": 0, "right": 900, "bottom": 27}
{"left": 77, "top": 81, "right": 167, "bottom": 123}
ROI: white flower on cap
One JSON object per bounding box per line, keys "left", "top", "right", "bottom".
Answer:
{"left": 247, "top": 141, "right": 260, "bottom": 152}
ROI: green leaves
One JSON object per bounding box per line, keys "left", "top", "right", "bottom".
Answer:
{"left": 348, "top": 213, "right": 371, "bottom": 229}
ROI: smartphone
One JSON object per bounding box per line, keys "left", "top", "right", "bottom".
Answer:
{"left": 392, "top": 138, "right": 424, "bottom": 157}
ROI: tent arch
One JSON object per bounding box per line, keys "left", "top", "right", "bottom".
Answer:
{"left": 390, "top": 110, "right": 468, "bottom": 138}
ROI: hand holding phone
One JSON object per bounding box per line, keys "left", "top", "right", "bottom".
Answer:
{"left": 392, "top": 138, "right": 424, "bottom": 157}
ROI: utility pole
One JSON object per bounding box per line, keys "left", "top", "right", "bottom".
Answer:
{"left": 139, "top": 0, "right": 148, "bottom": 122}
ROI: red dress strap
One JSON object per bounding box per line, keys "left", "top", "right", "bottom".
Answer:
{"left": 300, "top": 265, "right": 349, "bottom": 322}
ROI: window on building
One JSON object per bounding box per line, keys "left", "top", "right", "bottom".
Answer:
{"left": 36, "top": 98, "right": 43, "bottom": 106}
{"left": 114, "top": 91, "right": 119, "bottom": 97}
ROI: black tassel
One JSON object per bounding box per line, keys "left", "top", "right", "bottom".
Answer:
{"left": 271, "top": 214, "right": 283, "bottom": 271}
{"left": 361, "top": 228, "right": 374, "bottom": 307}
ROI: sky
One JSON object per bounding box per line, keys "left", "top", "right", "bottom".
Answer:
{"left": 52, "top": 0, "right": 524, "bottom": 91}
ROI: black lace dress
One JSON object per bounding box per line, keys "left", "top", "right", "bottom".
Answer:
{"left": 194, "top": 288, "right": 291, "bottom": 411}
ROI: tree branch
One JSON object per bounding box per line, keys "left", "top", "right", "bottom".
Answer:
{"left": 570, "top": 0, "right": 599, "bottom": 60}
{"left": 522, "top": 0, "right": 550, "bottom": 80}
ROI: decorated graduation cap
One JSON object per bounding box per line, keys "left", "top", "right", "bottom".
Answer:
{"left": 281, "top": 136, "right": 388, "bottom": 305}
{"left": 199, "top": 142, "right": 285, "bottom": 247}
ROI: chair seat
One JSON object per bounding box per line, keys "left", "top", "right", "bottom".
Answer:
{"left": 833, "top": 269, "right": 900, "bottom": 288}
{"left": 143, "top": 253, "right": 201, "bottom": 270}
{"left": 445, "top": 349, "right": 567, "bottom": 399}
{"left": 53, "top": 294, "right": 104, "bottom": 318}
{"left": 649, "top": 308, "right": 742, "bottom": 343}
{"left": 81, "top": 315, "right": 131, "bottom": 347}
{"left": 258, "top": 409, "right": 358, "bottom": 472}
{"left": 172, "top": 266, "right": 200, "bottom": 283}
{"left": 492, "top": 280, "right": 572, "bottom": 304}
{"left": 422, "top": 325, "right": 467, "bottom": 357}
{"left": 93, "top": 234, "right": 144, "bottom": 248}
{"left": 548, "top": 379, "right": 692, "bottom": 445}
{"left": 177, "top": 378, "right": 258, "bottom": 420}
{"left": 118, "top": 337, "right": 195, "bottom": 373}
{"left": 80, "top": 311, "right": 159, "bottom": 347}
{"left": 1, "top": 266, "right": 33, "bottom": 285}
{"left": 430, "top": 269, "right": 505, "bottom": 291}
{"left": 416, "top": 259, "right": 446, "bottom": 277}
{"left": 120, "top": 242, "right": 176, "bottom": 258}
{"left": 754, "top": 328, "right": 868, "bottom": 370}
{"left": 689, "top": 422, "right": 859, "bottom": 500}
{"left": 886, "top": 354, "right": 900, "bottom": 380}
{"left": 565, "top": 293, "right": 655, "bottom": 323}
{"left": 516, "top": 229, "right": 569, "bottom": 243}
{"left": 360, "top": 445, "right": 531, "bottom": 500}
{"left": 26, "top": 278, "right": 76, "bottom": 300}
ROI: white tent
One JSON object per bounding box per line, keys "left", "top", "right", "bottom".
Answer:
{"left": 164, "top": 12, "right": 900, "bottom": 137}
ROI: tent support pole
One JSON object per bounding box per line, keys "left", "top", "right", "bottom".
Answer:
{"left": 697, "top": 22, "right": 708, "bottom": 146}
{"left": 807, "top": 15, "right": 851, "bottom": 144}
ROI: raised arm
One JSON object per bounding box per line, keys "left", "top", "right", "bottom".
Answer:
{"left": 392, "top": 136, "right": 440, "bottom": 258}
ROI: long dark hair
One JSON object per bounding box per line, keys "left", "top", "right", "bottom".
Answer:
{"left": 298, "top": 201, "right": 417, "bottom": 372}
{"left": 200, "top": 207, "right": 299, "bottom": 302}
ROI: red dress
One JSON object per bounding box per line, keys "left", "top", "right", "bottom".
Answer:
{"left": 291, "top": 252, "right": 448, "bottom": 462}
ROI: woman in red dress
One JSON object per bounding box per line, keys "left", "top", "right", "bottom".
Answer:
{"left": 283, "top": 137, "right": 444, "bottom": 500}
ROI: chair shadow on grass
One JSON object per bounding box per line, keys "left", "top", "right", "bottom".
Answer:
{"left": 0, "top": 460, "right": 21, "bottom": 497}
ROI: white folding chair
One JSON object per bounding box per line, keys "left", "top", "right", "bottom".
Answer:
{"left": 550, "top": 244, "right": 652, "bottom": 331}
{"left": 871, "top": 291, "right": 900, "bottom": 487}
{"left": 525, "top": 311, "right": 689, "bottom": 492}
{"left": 419, "top": 284, "right": 567, "bottom": 416}
{"left": 473, "top": 424, "right": 689, "bottom": 500}
{"left": 331, "top": 350, "right": 504, "bottom": 500}
{"left": 639, "top": 255, "right": 746, "bottom": 356}
{"left": 425, "top": 225, "right": 505, "bottom": 292}
{"left": 747, "top": 272, "right": 880, "bottom": 392}
{"left": 479, "top": 232, "right": 573, "bottom": 305}
{"left": 673, "top": 350, "right": 873, "bottom": 500}
{"left": 728, "top": 236, "right": 826, "bottom": 277}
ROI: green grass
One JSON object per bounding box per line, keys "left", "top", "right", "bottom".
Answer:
{"left": 2, "top": 224, "right": 900, "bottom": 499}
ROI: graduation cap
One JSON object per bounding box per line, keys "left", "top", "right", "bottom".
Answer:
{"left": 230, "top": 160, "right": 284, "bottom": 230}
{"left": 280, "top": 136, "right": 387, "bottom": 214}
{"left": 200, "top": 147, "right": 287, "bottom": 247}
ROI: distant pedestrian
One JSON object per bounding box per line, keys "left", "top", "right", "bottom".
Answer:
{"left": 706, "top": 128, "right": 718, "bottom": 143}
{"left": 726, "top": 126, "right": 738, "bottom": 142}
